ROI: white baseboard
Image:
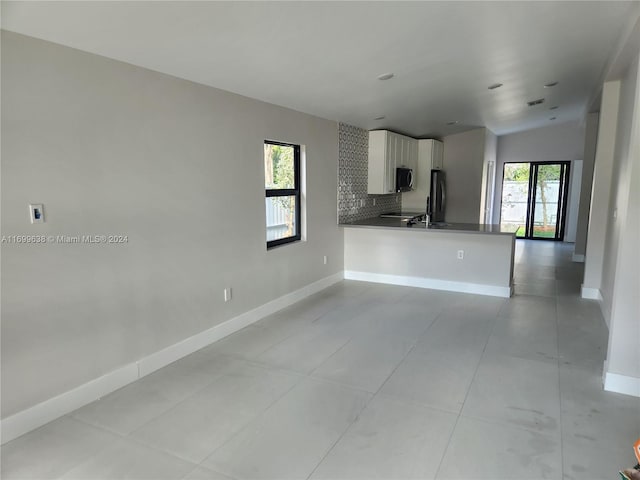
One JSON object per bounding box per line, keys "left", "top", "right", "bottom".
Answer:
{"left": 581, "top": 285, "right": 611, "bottom": 328}
{"left": 572, "top": 253, "right": 585, "bottom": 263}
{"left": 581, "top": 285, "right": 603, "bottom": 301}
{"left": 0, "top": 364, "right": 139, "bottom": 445}
{"left": 138, "top": 271, "right": 344, "bottom": 377}
{"left": 344, "top": 270, "right": 512, "bottom": 298}
{"left": 0, "top": 272, "right": 344, "bottom": 445}
{"left": 603, "top": 371, "right": 640, "bottom": 397}
{"left": 580, "top": 285, "right": 610, "bottom": 327}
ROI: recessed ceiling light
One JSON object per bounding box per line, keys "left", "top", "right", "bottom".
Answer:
{"left": 550, "top": 117, "right": 557, "bottom": 120}
{"left": 374, "top": 116, "right": 386, "bottom": 120}
{"left": 488, "top": 83, "right": 503, "bottom": 90}
{"left": 377, "top": 73, "right": 394, "bottom": 81}
{"left": 446, "top": 120, "right": 459, "bottom": 126}
{"left": 550, "top": 106, "right": 559, "bottom": 110}
{"left": 527, "top": 98, "right": 545, "bottom": 106}
{"left": 544, "top": 81, "right": 559, "bottom": 88}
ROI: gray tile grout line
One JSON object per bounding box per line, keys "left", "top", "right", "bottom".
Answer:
{"left": 556, "top": 246, "right": 570, "bottom": 480}
{"left": 180, "top": 285, "right": 402, "bottom": 471}
{"left": 194, "top": 360, "right": 367, "bottom": 477}
{"left": 304, "top": 305, "right": 448, "bottom": 480}
{"left": 113, "top": 360, "right": 246, "bottom": 436}
{"left": 239, "top": 301, "right": 354, "bottom": 359}
{"left": 432, "top": 240, "right": 566, "bottom": 478}
{"left": 35, "top": 415, "right": 128, "bottom": 480}
{"left": 192, "top": 285, "right": 380, "bottom": 476}
{"left": 432, "top": 306, "right": 501, "bottom": 480}
{"left": 303, "top": 285, "right": 428, "bottom": 381}
{"left": 141, "top": 369, "right": 303, "bottom": 459}
{"left": 211, "top": 284, "right": 373, "bottom": 375}
{"left": 193, "top": 367, "right": 306, "bottom": 474}
{"left": 51, "top": 415, "right": 204, "bottom": 479}
{"left": 71, "top": 358, "right": 300, "bottom": 475}
{"left": 179, "top": 464, "right": 238, "bottom": 480}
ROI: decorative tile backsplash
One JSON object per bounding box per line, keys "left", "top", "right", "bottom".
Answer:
{"left": 338, "top": 123, "right": 401, "bottom": 223}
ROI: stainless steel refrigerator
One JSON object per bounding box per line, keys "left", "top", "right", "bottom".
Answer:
{"left": 427, "top": 169, "right": 446, "bottom": 224}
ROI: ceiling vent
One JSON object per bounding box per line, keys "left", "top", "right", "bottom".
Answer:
{"left": 527, "top": 98, "right": 545, "bottom": 107}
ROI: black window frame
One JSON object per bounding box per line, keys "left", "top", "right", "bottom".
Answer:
{"left": 265, "top": 140, "right": 301, "bottom": 249}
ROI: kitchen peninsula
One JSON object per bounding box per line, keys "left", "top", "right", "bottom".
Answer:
{"left": 341, "top": 216, "right": 516, "bottom": 298}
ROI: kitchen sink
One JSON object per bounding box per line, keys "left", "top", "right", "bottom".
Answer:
{"left": 380, "top": 213, "right": 426, "bottom": 221}
{"left": 380, "top": 213, "right": 426, "bottom": 225}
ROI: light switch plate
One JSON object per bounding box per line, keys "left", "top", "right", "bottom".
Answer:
{"left": 29, "top": 204, "right": 45, "bottom": 224}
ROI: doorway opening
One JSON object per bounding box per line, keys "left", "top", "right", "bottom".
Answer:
{"left": 499, "top": 162, "right": 571, "bottom": 240}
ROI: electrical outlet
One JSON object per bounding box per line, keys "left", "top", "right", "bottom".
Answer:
{"left": 29, "top": 204, "right": 45, "bottom": 224}
{"left": 323, "top": 255, "right": 328, "bottom": 265}
{"left": 359, "top": 199, "right": 365, "bottom": 207}
{"left": 457, "top": 250, "right": 464, "bottom": 260}
{"left": 373, "top": 198, "right": 376, "bottom": 206}
{"left": 224, "top": 287, "right": 232, "bottom": 302}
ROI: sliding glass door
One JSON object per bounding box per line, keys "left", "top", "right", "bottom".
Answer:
{"left": 500, "top": 162, "right": 571, "bottom": 240}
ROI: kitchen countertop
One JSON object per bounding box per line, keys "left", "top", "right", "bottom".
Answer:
{"left": 340, "top": 216, "right": 518, "bottom": 235}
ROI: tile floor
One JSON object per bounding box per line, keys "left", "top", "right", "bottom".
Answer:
{"left": 2, "top": 240, "right": 639, "bottom": 479}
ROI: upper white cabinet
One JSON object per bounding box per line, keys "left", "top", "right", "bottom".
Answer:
{"left": 368, "top": 130, "right": 418, "bottom": 194}
{"left": 431, "top": 139, "right": 444, "bottom": 170}
{"left": 368, "top": 130, "right": 395, "bottom": 194}
{"left": 401, "top": 138, "right": 444, "bottom": 211}
{"left": 394, "top": 133, "right": 418, "bottom": 171}
{"left": 417, "top": 139, "right": 444, "bottom": 174}
{"left": 406, "top": 136, "right": 419, "bottom": 171}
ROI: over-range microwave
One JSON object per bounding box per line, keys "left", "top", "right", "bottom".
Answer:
{"left": 396, "top": 167, "right": 414, "bottom": 192}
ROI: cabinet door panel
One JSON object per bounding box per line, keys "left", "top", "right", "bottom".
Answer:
{"left": 386, "top": 133, "right": 396, "bottom": 193}
{"left": 367, "top": 130, "right": 389, "bottom": 194}
{"left": 403, "top": 137, "right": 410, "bottom": 168}
{"left": 433, "top": 141, "right": 444, "bottom": 169}
{"left": 408, "top": 139, "right": 418, "bottom": 171}
{"left": 394, "top": 134, "right": 403, "bottom": 167}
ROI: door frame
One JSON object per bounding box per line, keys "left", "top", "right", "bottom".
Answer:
{"left": 499, "top": 161, "right": 571, "bottom": 241}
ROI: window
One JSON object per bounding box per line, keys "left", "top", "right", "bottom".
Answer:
{"left": 264, "top": 140, "right": 301, "bottom": 248}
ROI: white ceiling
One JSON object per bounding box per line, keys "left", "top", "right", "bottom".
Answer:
{"left": 2, "top": 1, "right": 639, "bottom": 137}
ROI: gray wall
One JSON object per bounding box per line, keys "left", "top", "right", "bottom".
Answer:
{"left": 583, "top": 82, "right": 620, "bottom": 304}
{"left": 601, "top": 54, "right": 640, "bottom": 382}
{"left": 492, "top": 121, "right": 587, "bottom": 228}
{"left": 1, "top": 32, "right": 343, "bottom": 418}
{"left": 442, "top": 128, "right": 487, "bottom": 224}
{"left": 574, "top": 113, "right": 599, "bottom": 258}
{"left": 600, "top": 59, "right": 637, "bottom": 316}
{"left": 605, "top": 56, "right": 640, "bottom": 381}
{"left": 564, "top": 160, "right": 583, "bottom": 243}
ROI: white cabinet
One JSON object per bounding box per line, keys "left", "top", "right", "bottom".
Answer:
{"left": 410, "top": 138, "right": 418, "bottom": 170}
{"left": 397, "top": 135, "right": 418, "bottom": 171}
{"left": 368, "top": 130, "right": 395, "bottom": 194}
{"left": 368, "top": 130, "right": 418, "bottom": 194}
{"left": 431, "top": 140, "right": 444, "bottom": 170}
{"left": 418, "top": 138, "right": 443, "bottom": 174}
{"left": 401, "top": 139, "right": 444, "bottom": 211}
